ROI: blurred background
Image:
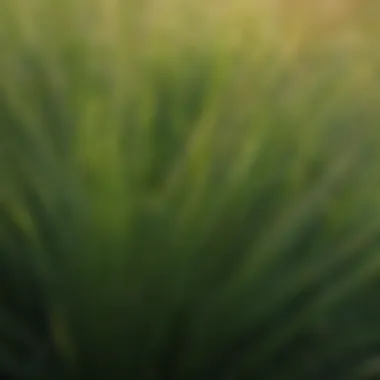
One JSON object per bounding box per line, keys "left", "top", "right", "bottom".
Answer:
{"left": 1, "top": 1, "right": 380, "bottom": 379}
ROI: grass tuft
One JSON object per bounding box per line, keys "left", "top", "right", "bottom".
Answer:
{"left": 1, "top": 1, "right": 380, "bottom": 379}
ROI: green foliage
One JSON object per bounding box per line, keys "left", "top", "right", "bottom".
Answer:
{"left": 1, "top": 1, "right": 380, "bottom": 379}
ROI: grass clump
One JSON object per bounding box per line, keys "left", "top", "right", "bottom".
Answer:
{"left": 1, "top": 1, "right": 380, "bottom": 379}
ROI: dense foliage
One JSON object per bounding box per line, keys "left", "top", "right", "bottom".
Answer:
{"left": 1, "top": 1, "right": 380, "bottom": 379}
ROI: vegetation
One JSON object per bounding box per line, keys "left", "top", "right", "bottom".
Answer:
{"left": 1, "top": 1, "right": 380, "bottom": 379}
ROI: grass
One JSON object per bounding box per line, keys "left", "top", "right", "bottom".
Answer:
{"left": 1, "top": 1, "right": 380, "bottom": 379}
